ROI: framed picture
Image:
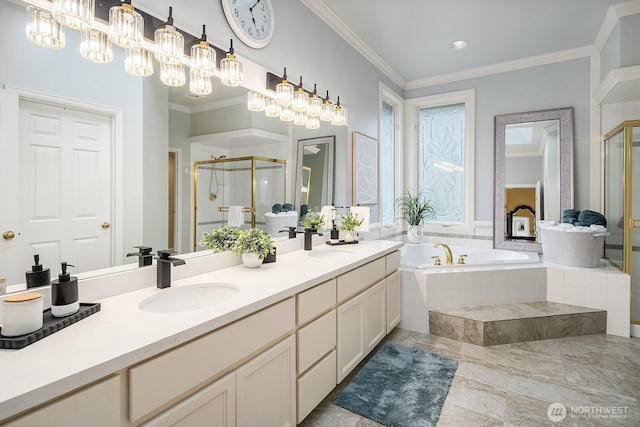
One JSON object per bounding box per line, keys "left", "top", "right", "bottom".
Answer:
{"left": 352, "top": 131, "right": 378, "bottom": 204}
{"left": 512, "top": 216, "right": 530, "bottom": 237}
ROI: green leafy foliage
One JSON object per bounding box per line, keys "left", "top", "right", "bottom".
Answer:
{"left": 300, "top": 210, "right": 325, "bottom": 230}
{"left": 232, "top": 228, "right": 275, "bottom": 259}
{"left": 199, "top": 226, "right": 242, "bottom": 253}
{"left": 340, "top": 211, "right": 364, "bottom": 231}
{"left": 396, "top": 188, "right": 437, "bottom": 226}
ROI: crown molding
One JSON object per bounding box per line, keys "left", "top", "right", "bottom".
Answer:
{"left": 594, "top": 65, "right": 640, "bottom": 104}
{"left": 594, "top": 0, "right": 640, "bottom": 53}
{"left": 405, "top": 46, "right": 595, "bottom": 90}
{"left": 301, "top": 0, "right": 406, "bottom": 88}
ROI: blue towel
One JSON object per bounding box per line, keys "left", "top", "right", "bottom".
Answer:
{"left": 271, "top": 203, "right": 282, "bottom": 214}
{"left": 282, "top": 203, "right": 293, "bottom": 212}
{"left": 575, "top": 210, "right": 607, "bottom": 227}
{"left": 562, "top": 209, "right": 580, "bottom": 224}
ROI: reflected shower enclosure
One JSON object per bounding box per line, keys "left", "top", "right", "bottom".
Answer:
{"left": 193, "top": 156, "right": 287, "bottom": 251}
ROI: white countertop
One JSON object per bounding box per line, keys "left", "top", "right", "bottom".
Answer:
{"left": 0, "top": 240, "right": 402, "bottom": 421}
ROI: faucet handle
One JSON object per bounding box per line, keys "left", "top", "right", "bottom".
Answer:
{"left": 431, "top": 255, "right": 441, "bottom": 266}
{"left": 458, "top": 254, "right": 467, "bottom": 265}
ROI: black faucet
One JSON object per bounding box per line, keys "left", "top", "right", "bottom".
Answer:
{"left": 279, "top": 226, "right": 298, "bottom": 239}
{"left": 155, "top": 250, "right": 186, "bottom": 289}
{"left": 126, "top": 246, "right": 153, "bottom": 267}
{"left": 304, "top": 228, "right": 323, "bottom": 251}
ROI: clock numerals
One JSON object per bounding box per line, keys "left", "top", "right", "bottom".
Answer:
{"left": 223, "top": 0, "right": 273, "bottom": 48}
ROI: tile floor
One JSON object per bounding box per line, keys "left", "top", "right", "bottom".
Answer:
{"left": 300, "top": 329, "right": 640, "bottom": 426}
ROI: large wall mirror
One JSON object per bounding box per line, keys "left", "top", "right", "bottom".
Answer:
{"left": 294, "top": 136, "right": 335, "bottom": 216}
{"left": 494, "top": 107, "right": 574, "bottom": 253}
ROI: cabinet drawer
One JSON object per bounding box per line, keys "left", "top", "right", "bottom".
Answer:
{"left": 337, "top": 258, "right": 385, "bottom": 303}
{"left": 297, "top": 278, "right": 336, "bottom": 325}
{"left": 297, "top": 350, "right": 337, "bottom": 424}
{"left": 129, "top": 298, "right": 295, "bottom": 423}
{"left": 5, "top": 376, "right": 120, "bottom": 427}
{"left": 386, "top": 250, "right": 401, "bottom": 275}
{"left": 297, "top": 309, "right": 336, "bottom": 374}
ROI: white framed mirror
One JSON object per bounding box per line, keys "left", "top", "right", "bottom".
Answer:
{"left": 494, "top": 107, "right": 574, "bottom": 253}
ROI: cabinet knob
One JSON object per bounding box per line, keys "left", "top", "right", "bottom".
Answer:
{"left": 3, "top": 231, "right": 15, "bottom": 240}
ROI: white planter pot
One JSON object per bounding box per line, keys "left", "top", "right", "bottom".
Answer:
{"left": 343, "top": 231, "right": 355, "bottom": 242}
{"left": 407, "top": 226, "right": 423, "bottom": 243}
{"left": 241, "top": 252, "right": 262, "bottom": 268}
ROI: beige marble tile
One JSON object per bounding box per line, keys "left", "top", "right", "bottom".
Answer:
{"left": 437, "top": 401, "right": 504, "bottom": 427}
{"left": 443, "top": 375, "right": 506, "bottom": 420}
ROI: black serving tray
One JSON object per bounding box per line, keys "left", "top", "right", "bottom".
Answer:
{"left": 0, "top": 302, "right": 101, "bottom": 350}
{"left": 326, "top": 240, "right": 359, "bottom": 246}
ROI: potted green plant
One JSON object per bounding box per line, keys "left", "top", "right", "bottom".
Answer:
{"left": 300, "top": 210, "right": 325, "bottom": 231}
{"left": 232, "top": 228, "right": 275, "bottom": 268}
{"left": 199, "top": 226, "right": 242, "bottom": 253}
{"left": 396, "top": 188, "right": 437, "bottom": 243}
{"left": 339, "top": 211, "right": 364, "bottom": 242}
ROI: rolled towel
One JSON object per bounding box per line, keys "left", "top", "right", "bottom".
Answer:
{"left": 562, "top": 209, "right": 580, "bottom": 224}
{"left": 350, "top": 206, "right": 371, "bottom": 232}
{"left": 575, "top": 209, "right": 607, "bottom": 227}
{"left": 282, "top": 203, "right": 293, "bottom": 212}
{"left": 271, "top": 203, "right": 282, "bottom": 214}
{"left": 228, "top": 206, "right": 244, "bottom": 227}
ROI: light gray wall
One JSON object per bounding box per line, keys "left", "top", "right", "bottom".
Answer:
{"left": 505, "top": 156, "right": 543, "bottom": 184}
{"left": 405, "top": 58, "right": 591, "bottom": 222}
{"left": 600, "top": 22, "right": 621, "bottom": 82}
{"left": 168, "top": 109, "right": 192, "bottom": 253}
{"left": 621, "top": 14, "right": 640, "bottom": 67}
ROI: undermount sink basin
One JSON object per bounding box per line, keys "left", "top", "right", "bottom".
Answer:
{"left": 139, "top": 283, "right": 240, "bottom": 313}
{"left": 307, "top": 249, "right": 356, "bottom": 260}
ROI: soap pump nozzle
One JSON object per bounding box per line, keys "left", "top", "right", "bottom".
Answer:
{"left": 32, "top": 254, "right": 43, "bottom": 272}
{"left": 58, "top": 262, "right": 75, "bottom": 282}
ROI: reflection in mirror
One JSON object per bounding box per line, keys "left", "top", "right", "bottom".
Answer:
{"left": 294, "top": 136, "right": 335, "bottom": 216}
{"left": 494, "top": 108, "right": 574, "bottom": 253}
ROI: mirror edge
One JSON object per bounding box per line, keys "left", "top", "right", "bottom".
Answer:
{"left": 494, "top": 107, "right": 575, "bottom": 253}
{"left": 294, "top": 135, "right": 336, "bottom": 214}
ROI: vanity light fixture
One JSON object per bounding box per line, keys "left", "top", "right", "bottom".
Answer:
{"left": 247, "top": 91, "right": 266, "bottom": 112}
{"left": 26, "top": 6, "right": 65, "bottom": 49}
{"left": 275, "top": 68, "right": 294, "bottom": 106}
{"left": 306, "top": 84, "right": 322, "bottom": 117}
{"left": 319, "top": 91, "right": 334, "bottom": 122}
{"left": 331, "top": 96, "right": 346, "bottom": 126}
{"left": 160, "top": 62, "right": 186, "bottom": 87}
{"left": 292, "top": 76, "right": 309, "bottom": 113}
{"left": 189, "top": 70, "right": 212, "bottom": 96}
{"left": 279, "top": 104, "right": 294, "bottom": 122}
{"left": 264, "top": 97, "right": 281, "bottom": 117}
{"left": 293, "top": 110, "right": 307, "bottom": 126}
{"left": 190, "top": 25, "right": 215, "bottom": 77}
{"left": 305, "top": 115, "right": 320, "bottom": 130}
{"left": 220, "top": 39, "right": 243, "bottom": 86}
{"left": 125, "top": 48, "right": 154, "bottom": 76}
{"left": 108, "top": 0, "right": 143, "bottom": 49}
{"left": 80, "top": 30, "right": 113, "bottom": 64}
{"left": 52, "top": 0, "right": 94, "bottom": 31}
{"left": 154, "top": 7, "right": 183, "bottom": 65}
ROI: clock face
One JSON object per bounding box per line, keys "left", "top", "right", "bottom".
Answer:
{"left": 221, "top": 0, "right": 274, "bottom": 49}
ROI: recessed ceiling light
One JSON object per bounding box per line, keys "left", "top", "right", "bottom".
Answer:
{"left": 449, "top": 40, "right": 469, "bottom": 50}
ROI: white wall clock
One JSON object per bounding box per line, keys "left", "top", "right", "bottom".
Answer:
{"left": 221, "top": 0, "right": 274, "bottom": 49}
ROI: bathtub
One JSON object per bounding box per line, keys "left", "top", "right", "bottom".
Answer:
{"left": 400, "top": 243, "right": 539, "bottom": 269}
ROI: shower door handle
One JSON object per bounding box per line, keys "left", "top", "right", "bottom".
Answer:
{"left": 631, "top": 219, "right": 640, "bottom": 229}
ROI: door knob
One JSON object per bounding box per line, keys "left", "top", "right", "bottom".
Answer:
{"left": 101, "top": 222, "right": 111, "bottom": 230}
{"left": 3, "top": 231, "right": 15, "bottom": 240}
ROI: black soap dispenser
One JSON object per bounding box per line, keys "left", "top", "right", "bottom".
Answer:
{"left": 25, "top": 254, "right": 50, "bottom": 289}
{"left": 51, "top": 262, "right": 79, "bottom": 317}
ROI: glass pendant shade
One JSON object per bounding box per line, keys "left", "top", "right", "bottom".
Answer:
{"left": 264, "top": 98, "right": 281, "bottom": 117}
{"left": 247, "top": 92, "right": 266, "bottom": 112}
{"left": 320, "top": 101, "right": 334, "bottom": 122}
{"left": 276, "top": 80, "right": 293, "bottom": 106}
{"left": 332, "top": 106, "right": 346, "bottom": 126}
{"left": 26, "top": 6, "right": 65, "bottom": 49}
{"left": 160, "top": 62, "right": 186, "bottom": 87}
{"left": 125, "top": 48, "right": 153, "bottom": 76}
{"left": 279, "top": 104, "right": 294, "bottom": 122}
{"left": 220, "top": 53, "right": 243, "bottom": 86}
{"left": 189, "top": 70, "right": 212, "bottom": 96}
{"left": 191, "top": 42, "right": 216, "bottom": 77}
{"left": 109, "top": 1, "right": 143, "bottom": 49}
{"left": 292, "top": 77, "right": 308, "bottom": 112}
{"left": 80, "top": 30, "right": 113, "bottom": 63}
{"left": 52, "top": 0, "right": 95, "bottom": 31}
{"left": 307, "top": 93, "right": 322, "bottom": 117}
{"left": 305, "top": 115, "right": 320, "bottom": 130}
{"left": 155, "top": 8, "right": 183, "bottom": 65}
{"left": 293, "top": 111, "right": 307, "bottom": 126}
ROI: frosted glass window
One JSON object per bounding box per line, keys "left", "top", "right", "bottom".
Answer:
{"left": 419, "top": 103, "right": 465, "bottom": 224}
{"left": 381, "top": 101, "right": 395, "bottom": 224}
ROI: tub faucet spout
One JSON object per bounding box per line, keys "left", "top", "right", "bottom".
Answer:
{"left": 434, "top": 243, "right": 453, "bottom": 265}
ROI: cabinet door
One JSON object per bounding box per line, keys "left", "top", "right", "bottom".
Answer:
{"left": 143, "top": 373, "right": 235, "bottom": 427}
{"left": 236, "top": 335, "right": 296, "bottom": 427}
{"left": 336, "top": 291, "right": 366, "bottom": 383}
{"left": 364, "top": 280, "right": 386, "bottom": 353}
{"left": 386, "top": 271, "right": 402, "bottom": 333}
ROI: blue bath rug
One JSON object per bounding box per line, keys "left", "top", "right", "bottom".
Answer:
{"left": 334, "top": 341, "right": 457, "bottom": 427}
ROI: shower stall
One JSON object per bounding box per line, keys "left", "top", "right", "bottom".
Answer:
{"left": 193, "top": 156, "right": 287, "bottom": 251}
{"left": 603, "top": 120, "right": 640, "bottom": 328}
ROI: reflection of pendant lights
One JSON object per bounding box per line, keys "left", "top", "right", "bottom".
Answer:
{"left": 247, "top": 92, "right": 266, "bottom": 112}
{"left": 125, "top": 48, "right": 154, "bottom": 76}
{"left": 80, "top": 30, "right": 113, "bottom": 64}
{"left": 305, "top": 115, "right": 320, "bottom": 130}
{"left": 155, "top": 7, "right": 183, "bottom": 65}
{"left": 279, "top": 104, "right": 294, "bottom": 122}
{"left": 160, "top": 62, "right": 185, "bottom": 87}
{"left": 26, "top": 6, "right": 65, "bottom": 49}
{"left": 52, "top": 0, "right": 94, "bottom": 31}
{"left": 109, "top": 0, "right": 143, "bottom": 49}
{"left": 220, "top": 39, "right": 243, "bottom": 87}
{"left": 332, "top": 96, "right": 346, "bottom": 126}
{"left": 292, "top": 76, "right": 309, "bottom": 113}
{"left": 293, "top": 111, "right": 307, "bottom": 126}
{"left": 320, "top": 91, "right": 334, "bottom": 122}
{"left": 189, "top": 70, "right": 212, "bottom": 96}
{"left": 190, "top": 25, "right": 215, "bottom": 77}
{"left": 307, "top": 84, "right": 322, "bottom": 117}
{"left": 275, "top": 68, "right": 294, "bottom": 106}
{"left": 264, "top": 98, "right": 281, "bottom": 117}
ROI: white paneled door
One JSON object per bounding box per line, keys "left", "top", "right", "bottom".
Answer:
{"left": 1, "top": 98, "right": 113, "bottom": 284}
